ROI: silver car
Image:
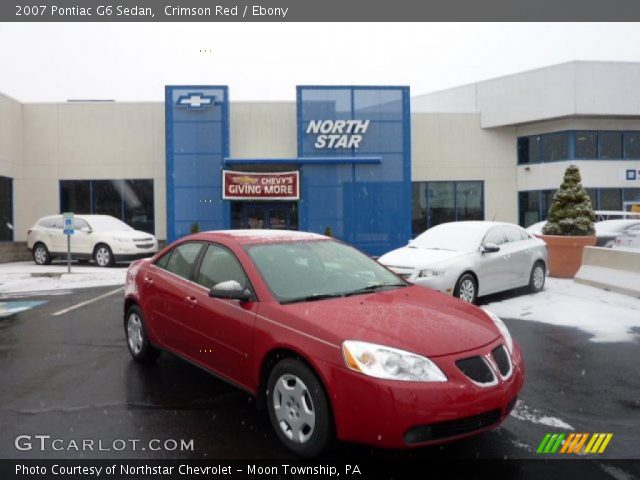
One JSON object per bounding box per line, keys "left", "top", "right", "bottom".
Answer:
{"left": 379, "top": 221, "right": 548, "bottom": 304}
{"left": 611, "top": 223, "right": 640, "bottom": 250}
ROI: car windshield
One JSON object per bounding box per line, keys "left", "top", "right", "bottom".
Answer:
{"left": 86, "top": 216, "right": 133, "bottom": 232}
{"left": 411, "top": 223, "right": 485, "bottom": 252}
{"left": 245, "top": 240, "right": 406, "bottom": 303}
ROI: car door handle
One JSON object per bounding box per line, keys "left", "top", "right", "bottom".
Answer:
{"left": 185, "top": 296, "right": 198, "bottom": 306}
{"left": 143, "top": 276, "right": 154, "bottom": 285}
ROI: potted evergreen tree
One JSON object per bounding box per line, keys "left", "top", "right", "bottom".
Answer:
{"left": 540, "top": 165, "right": 596, "bottom": 278}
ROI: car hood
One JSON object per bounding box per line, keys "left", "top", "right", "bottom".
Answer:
{"left": 379, "top": 246, "right": 468, "bottom": 269}
{"left": 281, "top": 286, "right": 500, "bottom": 357}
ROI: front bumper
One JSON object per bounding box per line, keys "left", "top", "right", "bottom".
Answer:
{"left": 111, "top": 243, "right": 158, "bottom": 262}
{"left": 324, "top": 338, "right": 524, "bottom": 449}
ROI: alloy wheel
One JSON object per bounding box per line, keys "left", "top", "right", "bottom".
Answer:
{"left": 459, "top": 279, "right": 475, "bottom": 303}
{"left": 95, "top": 247, "right": 110, "bottom": 267}
{"left": 34, "top": 246, "right": 47, "bottom": 265}
{"left": 127, "top": 312, "right": 144, "bottom": 355}
{"left": 272, "top": 374, "right": 316, "bottom": 444}
{"left": 533, "top": 265, "right": 545, "bottom": 289}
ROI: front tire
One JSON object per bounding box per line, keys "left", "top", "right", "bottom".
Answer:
{"left": 125, "top": 305, "right": 160, "bottom": 363}
{"left": 267, "top": 359, "right": 333, "bottom": 457}
{"left": 33, "top": 243, "right": 52, "bottom": 265}
{"left": 529, "top": 261, "right": 546, "bottom": 293}
{"left": 94, "top": 244, "right": 115, "bottom": 267}
{"left": 454, "top": 273, "right": 478, "bottom": 304}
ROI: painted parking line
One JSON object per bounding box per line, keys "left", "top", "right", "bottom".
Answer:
{"left": 0, "top": 301, "right": 47, "bottom": 318}
{"left": 52, "top": 287, "right": 123, "bottom": 316}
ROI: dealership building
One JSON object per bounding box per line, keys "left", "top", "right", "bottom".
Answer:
{"left": 1, "top": 61, "right": 639, "bottom": 259}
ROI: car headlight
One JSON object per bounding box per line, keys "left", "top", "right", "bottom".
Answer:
{"left": 342, "top": 340, "right": 447, "bottom": 382}
{"left": 418, "top": 268, "right": 445, "bottom": 278}
{"left": 482, "top": 308, "right": 513, "bottom": 354}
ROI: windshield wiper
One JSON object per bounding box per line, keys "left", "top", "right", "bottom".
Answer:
{"left": 343, "top": 282, "right": 407, "bottom": 297}
{"left": 281, "top": 292, "right": 346, "bottom": 305}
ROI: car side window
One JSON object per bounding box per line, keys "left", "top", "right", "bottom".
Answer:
{"left": 74, "top": 219, "right": 90, "bottom": 230}
{"left": 483, "top": 227, "right": 507, "bottom": 245}
{"left": 504, "top": 226, "right": 527, "bottom": 243}
{"left": 196, "top": 244, "right": 251, "bottom": 291}
{"left": 52, "top": 217, "right": 64, "bottom": 229}
{"left": 39, "top": 218, "right": 57, "bottom": 228}
{"left": 155, "top": 251, "right": 171, "bottom": 269}
{"left": 163, "top": 242, "right": 203, "bottom": 279}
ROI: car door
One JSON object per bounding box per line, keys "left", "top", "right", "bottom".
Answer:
{"left": 189, "top": 243, "right": 258, "bottom": 387}
{"left": 503, "top": 226, "right": 536, "bottom": 287}
{"left": 49, "top": 216, "right": 67, "bottom": 253}
{"left": 70, "top": 218, "right": 93, "bottom": 256}
{"left": 475, "top": 226, "right": 509, "bottom": 295}
{"left": 146, "top": 242, "right": 205, "bottom": 353}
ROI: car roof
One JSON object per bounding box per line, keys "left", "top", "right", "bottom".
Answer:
{"left": 427, "top": 221, "right": 521, "bottom": 231}
{"left": 188, "top": 229, "right": 328, "bottom": 246}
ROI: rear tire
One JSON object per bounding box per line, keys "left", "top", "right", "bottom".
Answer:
{"left": 94, "top": 244, "right": 115, "bottom": 267}
{"left": 32, "top": 243, "right": 52, "bottom": 265}
{"left": 267, "top": 359, "right": 333, "bottom": 457}
{"left": 529, "top": 261, "right": 546, "bottom": 293}
{"left": 125, "top": 305, "right": 160, "bottom": 363}
{"left": 454, "top": 273, "right": 478, "bottom": 304}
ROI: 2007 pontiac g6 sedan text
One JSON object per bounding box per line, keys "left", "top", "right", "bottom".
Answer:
{"left": 123, "top": 230, "right": 524, "bottom": 457}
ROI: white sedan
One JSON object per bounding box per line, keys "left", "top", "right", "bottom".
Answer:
{"left": 27, "top": 214, "right": 158, "bottom": 267}
{"left": 379, "top": 221, "right": 548, "bottom": 304}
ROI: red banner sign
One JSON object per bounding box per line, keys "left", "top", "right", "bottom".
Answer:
{"left": 222, "top": 171, "right": 300, "bottom": 200}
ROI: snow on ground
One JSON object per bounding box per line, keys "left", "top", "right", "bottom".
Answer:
{"left": 509, "top": 400, "right": 574, "bottom": 430}
{"left": 485, "top": 277, "right": 640, "bottom": 343}
{"left": 0, "top": 261, "right": 126, "bottom": 295}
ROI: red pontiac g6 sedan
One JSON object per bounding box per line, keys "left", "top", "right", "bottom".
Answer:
{"left": 123, "top": 230, "right": 524, "bottom": 457}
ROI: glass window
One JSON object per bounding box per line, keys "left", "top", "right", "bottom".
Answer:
{"left": 39, "top": 217, "right": 57, "bottom": 228}
{"left": 599, "top": 132, "right": 623, "bottom": 159}
{"left": 426, "top": 182, "right": 455, "bottom": 228}
{"left": 599, "top": 189, "right": 622, "bottom": 211}
{"left": 455, "top": 182, "right": 483, "bottom": 222}
{"left": 519, "top": 191, "right": 541, "bottom": 227}
{"left": 60, "top": 180, "right": 91, "bottom": 214}
{"left": 587, "top": 189, "right": 598, "bottom": 211}
{"left": 73, "top": 218, "right": 90, "bottom": 230}
{"left": 93, "top": 180, "right": 123, "bottom": 219}
{"left": 0, "top": 176, "right": 13, "bottom": 241}
{"left": 155, "top": 251, "right": 171, "bottom": 269}
{"left": 52, "top": 216, "right": 64, "bottom": 229}
{"left": 625, "top": 132, "right": 640, "bottom": 159}
{"left": 540, "top": 190, "right": 556, "bottom": 221}
{"left": 123, "top": 180, "right": 154, "bottom": 234}
{"left": 196, "top": 244, "right": 250, "bottom": 290}
{"left": 483, "top": 227, "right": 507, "bottom": 245}
{"left": 504, "top": 226, "right": 528, "bottom": 243}
{"left": 165, "top": 242, "right": 203, "bottom": 279}
{"left": 574, "top": 131, "right": 597, "bottom": 159}
{"left": 541, "top": 133, "right": 569, "bottom": 162}
{"left": 412, "top": 183, "right": 427, "bottom": 237}
{"left": 517, "top": 136, "right": 540, "bottom": 164}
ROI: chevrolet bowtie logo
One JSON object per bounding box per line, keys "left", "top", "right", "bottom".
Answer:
{"left": 176, "top": 93, "right": 216, "bottom": 109}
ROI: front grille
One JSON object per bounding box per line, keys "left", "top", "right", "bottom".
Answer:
{"left": 404, "top": 409, "right": 502, "bottom": 444}
{"left": 136, "top": 243, "right": 154, "bottom": 249}
{"left": 491, "top": 345, "right": 511, "bottom": 377}
{"left": 456, "top": 356, "right": 495, "bottom": 384}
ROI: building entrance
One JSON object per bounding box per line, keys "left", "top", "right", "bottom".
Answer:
{"left": 231, "top": 202, "right": 298, "bottom": 230}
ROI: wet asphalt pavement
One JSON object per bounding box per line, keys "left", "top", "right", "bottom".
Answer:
{"left": 0, "top": 283, "right": 638, "bottom": 464}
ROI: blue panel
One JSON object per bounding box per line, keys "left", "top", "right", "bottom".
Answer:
{"left": 297, "top": 86, "right": 411, "bottom": 256}
{"left": 165, "top": 86, "right": 229, "bottom": 243}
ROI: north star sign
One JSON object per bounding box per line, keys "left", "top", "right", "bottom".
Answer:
{"left": 176, "top": 92, "right": 216, "bottom": 109}
{"left": 306, "top": 119, "right": 370, "bottom": 149}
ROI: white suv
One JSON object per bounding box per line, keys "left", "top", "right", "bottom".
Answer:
{"left": 27, "top": 214, "right": 159, "bottom": 267}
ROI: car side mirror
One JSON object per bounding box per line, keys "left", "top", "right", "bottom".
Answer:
{"left": 481, "top": 242, "right": 500, "bottom": 253}
{"left": 81, "top": 226, "right": 92, "bottom": 234}
{"left": 209, "top": 280, "right": 252, "bottom": 302}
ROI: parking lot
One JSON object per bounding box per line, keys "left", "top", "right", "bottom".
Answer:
{"left": 0, "top": 272, "right": 638, "bottom": 465}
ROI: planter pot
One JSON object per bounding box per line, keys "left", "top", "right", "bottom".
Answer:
{"left": 537, "top": 235, "right": 597, "bottom": 278}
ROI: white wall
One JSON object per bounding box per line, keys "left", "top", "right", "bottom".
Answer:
{"left": 0, "top": 93, "right": 22, "bottom": 181}
{"left": 15, "top": 102, "right": 166, "bottom": 241}
{"left": 411, "top": 113, "right": 518, "bottom": 223}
